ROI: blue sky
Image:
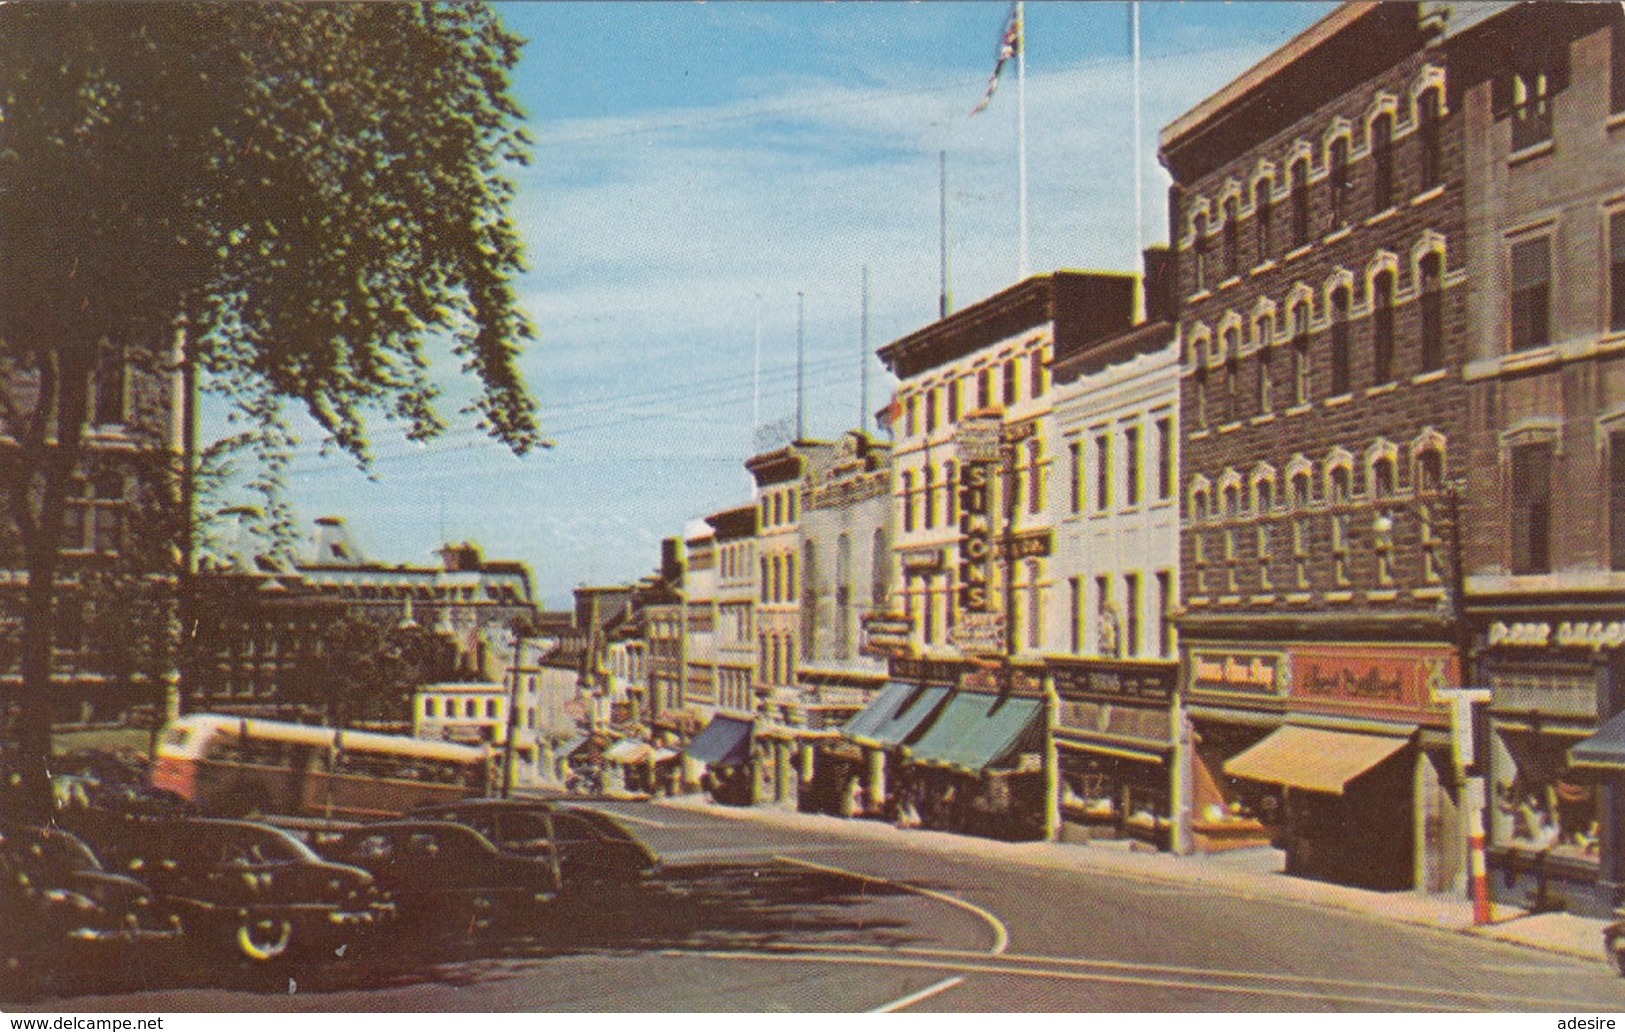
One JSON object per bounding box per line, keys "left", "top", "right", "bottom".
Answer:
{"left": 266, "top": 2, "right": 1335, "bottom": 608}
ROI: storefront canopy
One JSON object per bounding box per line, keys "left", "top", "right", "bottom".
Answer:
{"left": 684, "top": 715, "right": 753, "bottom": 766}
{"left": 843, "top": 683, "right": 951, "bottom": 748}
{"left": 558, "top": 735, "right": 591, "bottom": 759}
{"left": 1568, "top": 710, "right": 1625, "bottom": 773}
{"left": 1225, "top": 726, "right": 1410, "bottom": 796}
{"left": 904, "top": 692, "right": 1043, "bottom": 773}
{"left": 602, "top": 739, "right": 653, "bottom": 765}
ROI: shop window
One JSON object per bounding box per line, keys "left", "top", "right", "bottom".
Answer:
{"left": 1156, "top": 417, "right": 1175, "bottom": 501}
{"left": 1611, "top": 428, "right": 1625, "bottom": 571}
{"left": 1003, "top": 357, "right": 1019, "bottom": 407}
{"left": 1328, "top": 136, "right": 1351, "bottom": 229}
{"left": 1418, "top": 88, "right": 1442, "bottom": 190}
{"left": 1371, "top": 114, "right": 1394, "bottom": 211}
{"left": 1222, "top": 197, "right": 1239, "bottom": 278}
{"left": 1329, "top": 287, "right": 1351, "bottom": 396}
{"left": 1610, "top": 210, "right": 1625, "bottom": 334}
{"left": 1494, "top": 730, "right": 1603, "bottom": 862}
{"left": 1372, "top": 271, "right": 1396, "bottom": 385}
{"left": 1290, "top": 160, "right": 1310, "bottom": 249}
{"left": 1510, "top": 441, "right": 1553, "bottom": 575}
{"left": 1122, "top": 426, "right": 1141, "bottom": 507}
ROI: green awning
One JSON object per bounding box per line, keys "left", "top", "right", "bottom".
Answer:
{"left": 904, "top": 692, "right": 1043, "bottom": 773}
{"left": 1569, "top": 710, "right": 1625, "bottom": 772}
{"left": 844, "top": 683, "right": 950, "bottom": 748}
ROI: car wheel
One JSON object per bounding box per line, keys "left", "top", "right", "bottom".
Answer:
{"left": 236, "top": 916, "right": 293, "bottom": 962}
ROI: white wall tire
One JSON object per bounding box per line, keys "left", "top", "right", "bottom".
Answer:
{"left": 236, "top": 916, "right": 293, "bottom": 962}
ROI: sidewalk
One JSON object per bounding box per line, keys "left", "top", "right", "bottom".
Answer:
{"left": 654, "top": 793, "right": 1614, "bottom": 966}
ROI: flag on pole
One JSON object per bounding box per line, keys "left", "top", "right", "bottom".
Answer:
{"left": 878, "top": 391, "right": 904, "bottom": 435}
{"left": 970, "top": 3, "right": 1022, "bottom": 116}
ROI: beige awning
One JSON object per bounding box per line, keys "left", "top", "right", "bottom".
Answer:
{"left": 1224, "top": 726, "right": 1410, "bottom": 796}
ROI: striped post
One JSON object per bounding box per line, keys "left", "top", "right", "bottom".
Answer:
{"left": 1468, "top": 775, "right": 1491, "bottom": 925}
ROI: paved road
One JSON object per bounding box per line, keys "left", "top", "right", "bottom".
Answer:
{"left": 11, "top": 800, "right": 1625, "bottom": 1012}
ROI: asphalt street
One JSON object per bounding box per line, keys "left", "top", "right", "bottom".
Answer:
{"left": 11, "top": 800, "right": 1625, "bottom": 1012}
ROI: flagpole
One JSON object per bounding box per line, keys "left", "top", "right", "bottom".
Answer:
{"left": 940, "top": 150, "right": 953, "bottom": 318}
{"left": 1132, "top": 0, "right": 1144, "bottom": 322}
{"left": 1016, "top": 0, "right": 1028, "bottom": 280}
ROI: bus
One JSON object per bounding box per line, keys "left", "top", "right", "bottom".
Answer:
{"left": 152, "top": 714, "right": 490, "bottom": 819}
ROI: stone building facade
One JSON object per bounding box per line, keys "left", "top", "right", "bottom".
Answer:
{"left": 1161, "top": 2, "right": 1469, "bottom": 889}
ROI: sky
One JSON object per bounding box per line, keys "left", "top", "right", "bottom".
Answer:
{"left": 262, "top": 2, "right": 1337, "bottom": 609}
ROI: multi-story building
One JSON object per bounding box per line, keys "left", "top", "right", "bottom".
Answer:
{"left": 1047, "top": 250, "right": 1185, "bottom": 850}
{"left": 746, "top": 442, "right": 837, "bottom": 725}
{"left": 1160, "top": 2, "right": 1469, "bottom": 889}
{"left": 862, "top": 272, "right": 1132, "bottom": 837}
{"left": 797, "top": 430, "right": 894, "bottom": 728}
{"left": 679, "top": 522, "right": 719, "bottom": 717}
{"left": 2, "top": 331, "right": 185, "bottom": 728}
{"left": 1438, "top": 2, "right": 1625, "bottom": 917}
{"left": 709, "top": 504, "right": 758, "bottom": 720}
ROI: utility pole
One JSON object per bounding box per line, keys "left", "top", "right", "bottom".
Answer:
{"left": 501, "top": 622, "right": 527, "bottom": 798}
{"left": 796, "top": 291, "right": 806, "bottom": 442}
{"left": 860, "top": 266, "right": 871, "bottom": 434}
{"left": 940, "top": 150, "right": 953, "bottom": 319}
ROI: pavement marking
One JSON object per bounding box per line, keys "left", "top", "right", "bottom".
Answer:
{"left": 869, "top": 976, "right": 965, "bottom": 1013}
{"left": 671, "top": 947, "right": 1474, "bottom": 1011}
{"left": 660, "top": 843, "right": 853, "bottom": 863}
{"left": 751, "top": 941, "right": 1604, "bottom": 1010}
{"left": 774, "top": 853, "right": 1010, "bottom": 956}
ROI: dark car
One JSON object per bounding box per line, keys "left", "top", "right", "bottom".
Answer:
{"left": 83, "top": 818, "right": 388, "bottom": 964}
{"left": 1, "top": 826, "right": 182, "bottom": 998}
{"left": 313, "top": 820, "right": 559, "bottom": 934}
{"left": 412, "top": 798, "right": 660, "bottom": 887}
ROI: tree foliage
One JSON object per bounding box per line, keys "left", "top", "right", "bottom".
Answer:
{"left": 0, "top": 2, "right": 542, "bottom": 819}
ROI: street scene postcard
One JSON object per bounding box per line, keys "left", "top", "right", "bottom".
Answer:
{"left": 2, "top": 0, "right": 1624, "bottom": 1020}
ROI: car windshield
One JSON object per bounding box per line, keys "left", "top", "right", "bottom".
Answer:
{"left": 34, "top": 831, "right": 103, "bottom": 872}
{"left": 219, "top": 825, "right": 318, "bottom": 865}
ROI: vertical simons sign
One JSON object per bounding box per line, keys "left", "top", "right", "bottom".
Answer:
{"left": 958, "top": 460, "right": 995, "bottom": 612}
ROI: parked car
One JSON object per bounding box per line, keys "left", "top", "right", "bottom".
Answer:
{"left": 1, "top": 825, "right": 182, "bottom": 998}
{"left": 312, "top": 820, "right": 559, "bottom": 934}
{"left": 411, "top": 798, "right": 660, "bottom": 887}
{"left": 82, "top": 817, "right": 388, "bottom": 964}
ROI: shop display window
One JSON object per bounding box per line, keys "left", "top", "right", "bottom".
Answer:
{"left": 1492, "top": 729, "right": 1602, "bottom": 864}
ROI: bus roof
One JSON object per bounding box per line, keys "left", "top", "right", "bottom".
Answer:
{"left": 161, "top": 713, "right": 489, "bottom": 764}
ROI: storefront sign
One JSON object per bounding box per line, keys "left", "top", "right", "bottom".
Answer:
{"left": 890, "top": 656, "right": 970, "bottom": 686}
{"left": 1487, "top": 619, "right": 1625, "bottom": 653}
{"left": 951, "top": 610, "right": 1006, "bottom": 655}
{"left": 1189, "top": 650, "right": 1289, "bottom": 698}
{"left": 961, "top": 667, "right": 1041, "bottom": 693}
{"left": 1290, "top": 645, "right": 1455, "bottom": 723}
{"left": 1051, "top": 659, "right": 1176, "bottom": 703}
{"left": 996, "top": 529, "right": 1053, "bottom": 561}
{"left": 900, "top": 547, "right": 946, "bottom": 572}
{"left": 955, "top": 417, "right": 1003, "bottom": 463}
{"left": 1055, "top": 700, "right": 1173, "bottom": 748}
{"left": 958, "top": 461, "right": 996, "bottom": 612}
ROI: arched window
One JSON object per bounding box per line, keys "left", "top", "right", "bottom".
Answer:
{"left": 1418, "top": 88, "right": 1442, "bottom": 190}
{"left": 1193, "top": 211, "right": 1210, "bottom": 292}
{"left": 1194, "top": 365, "right": 1210, "bottom": 429}
{"left": 923, "top": 465, "right": 937, "bottom": 529}
{"left": 1329, "top": 135, "right": 1351, "bottom": 228}
{"left": 1292, "top": 302, "right": 1312, "bottom": 405}
{"left": 1290, "top": 160, "right": 1311, "bottom": 248}
{"left": 1371, "top": 113, "right": 1394, "bottom": 210}
{"left": 901, "top": 470, "right": 916, "bottom": 532}
{"left": 1329, "top": 465, "right": 1352, "bottom": 504}
{"left": 1371, "top": 456, "right": 1396, "bottom": 499}
{"left": 1222, "top": 196, "right": 1239, "bottom": 277}
{"left": 1254, "top": 176, "right": 1273, "bottom": 261}
{"left": 1420, "top": 252, "right": 1444, "bottom": 372}
{"left": 1416, "top": 448, "right": 1444, "bottom": 493}
{"left": 1373, "top": 270, "right": 1396, "bottom": 385}
{"left": 1330, "top": 287, "right": 1352, "bottom": 396}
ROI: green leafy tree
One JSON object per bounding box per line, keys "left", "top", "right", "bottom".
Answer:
{"left": 0, "top": 3, "right": 542, "bottom": 820}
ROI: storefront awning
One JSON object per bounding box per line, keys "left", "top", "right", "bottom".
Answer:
{"left": 602, "top": 739, "right": 653, "bottom": 765}
{"left": 1569, "top": 710, "right": 1625, "bottom": 772}
{"left": 1224, "top": 726, "right": 1410, "bottom": 795}
{"left": 558, "top": 735, "right": 591, "bottom": 758}
{"left": 684, "top": 715, "right": 753, "bottom": 766}
{"left": 843, "top": 683, "right": 951, "bottom": 748}
{"left": 904, "top": 692, "right": 1043, "bottom": 773}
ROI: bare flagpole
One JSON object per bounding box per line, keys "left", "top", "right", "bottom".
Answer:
{"left": 1017, "top": 0, "right": 1028, "bottom": 280}
{"left": 860, "top": 266, "right": 871, "bottom": 434}
{"left": 1132, "top": 0, "right": 1145, "bottom": 322}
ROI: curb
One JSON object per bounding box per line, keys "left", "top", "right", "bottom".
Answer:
{"left": 653, "top": 794, "right": 1612, "bottom": 966}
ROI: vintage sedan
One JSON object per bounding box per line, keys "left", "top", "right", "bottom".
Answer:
{"left": 1, "top": 826, "right": 182, "bottom": 997}
{"left": 412, "top": 798, "right": 660, "bottom": 888}
{"left": 313, "top": 820, "right": 559, "bottom": 934}
{"left": 85, "top": 818, "right": 388, "bottom": 964}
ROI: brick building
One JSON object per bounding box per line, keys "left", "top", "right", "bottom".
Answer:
{"left": 1160, "top": 2, "right": 1469, "bottom": 889}
{"left": 1441, "top": 2, "right": 1625, "bottom": 917}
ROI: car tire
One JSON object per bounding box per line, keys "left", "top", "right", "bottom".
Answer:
{"left": 236, "top": 915, "right": 293, "bottom": 962}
